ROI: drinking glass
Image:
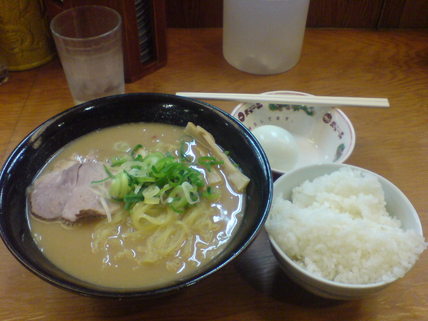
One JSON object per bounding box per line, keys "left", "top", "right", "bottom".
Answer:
{"left": 50, "top": 5, "right": 125, "bottom": 104}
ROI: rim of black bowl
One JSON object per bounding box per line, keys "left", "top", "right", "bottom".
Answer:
{"left": 0, "top": 92, "right": 273, "bottom": 298}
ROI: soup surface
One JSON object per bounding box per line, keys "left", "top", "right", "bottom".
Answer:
{"left": 29, "top": 123, "right": 246, "bottom": 289}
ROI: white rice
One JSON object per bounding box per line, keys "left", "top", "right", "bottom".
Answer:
{"left": 265, "top": 167, "right": 427, "bottom": 284}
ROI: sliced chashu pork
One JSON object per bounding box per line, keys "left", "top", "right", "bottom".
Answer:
{"left": 184, "top": 122, "right": 250, "bottom": 192}
{"left": 29, "top": 161, "right": 110, "bottom": 223}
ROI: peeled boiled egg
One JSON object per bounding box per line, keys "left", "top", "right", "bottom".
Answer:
{"left": 252, "top": 125, "right": 298, "bottom": 172}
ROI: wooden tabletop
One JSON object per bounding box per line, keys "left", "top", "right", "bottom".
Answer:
{"left": 1, "top": 28, "right": 427, "bottom": 321}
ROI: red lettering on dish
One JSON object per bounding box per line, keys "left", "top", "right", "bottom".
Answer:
{"left": 323, "top": 112, "right": 344, "bottom": 139}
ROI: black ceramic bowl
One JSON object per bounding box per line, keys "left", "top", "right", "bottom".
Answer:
{"left": 0, "top": 93, "right": 272, "bottom": 298}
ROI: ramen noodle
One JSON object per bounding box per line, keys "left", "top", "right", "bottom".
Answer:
{"left": 28, "top": 122, "right": 249, "bottom": 289}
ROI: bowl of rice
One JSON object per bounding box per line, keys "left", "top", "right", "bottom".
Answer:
{"left": 265, "top": 163, "right": 426, "bottom": 300}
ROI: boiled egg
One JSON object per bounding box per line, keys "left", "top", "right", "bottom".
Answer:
{"left": 252, "top": 125, "right": 298, "bottom": 172}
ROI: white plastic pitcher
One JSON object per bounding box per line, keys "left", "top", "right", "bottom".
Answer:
{"left": 223, "top": 0, "right": 310, "bottom": 75}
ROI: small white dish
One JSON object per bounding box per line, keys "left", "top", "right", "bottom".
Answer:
{"left": 231, "top": 91, "right": 356, "bottom": 174}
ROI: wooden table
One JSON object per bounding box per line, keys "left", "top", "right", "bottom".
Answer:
{"left": 1, "top": 28, "right": 427, "bottom": 321}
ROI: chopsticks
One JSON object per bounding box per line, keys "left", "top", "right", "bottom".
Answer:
{"left": 176, "top": 92, "right": 390, "bottom": 108}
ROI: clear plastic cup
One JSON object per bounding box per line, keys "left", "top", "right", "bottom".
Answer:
{"left": 50, "top": 5, "right": 125, "bottom": 104}
{"left": 223, "top": 0, "right": 310, "bottom": 75}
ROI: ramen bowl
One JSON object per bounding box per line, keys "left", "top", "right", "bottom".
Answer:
{"left": 0, "top": 93, "right": 273, "bottom": 298}
{"left": 231, "top": 91, "right": 355, "bottom": 175}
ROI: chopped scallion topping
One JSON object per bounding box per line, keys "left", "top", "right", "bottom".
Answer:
{"left": 93, "top": 144, "right": 223, "bottom": 214}
{"left": 198, "top": 156, "right": 224, "bottom": 171}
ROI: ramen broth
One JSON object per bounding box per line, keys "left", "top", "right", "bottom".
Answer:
{"left": 29, "top": 123, "right": 245, "bottom": 289}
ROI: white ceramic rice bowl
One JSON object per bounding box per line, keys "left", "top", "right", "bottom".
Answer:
{"left": 266, "top": 163, "right": 424, "bottom": 300}
{"left": 231, "top": 91, "right": 356, "bottom": 174}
